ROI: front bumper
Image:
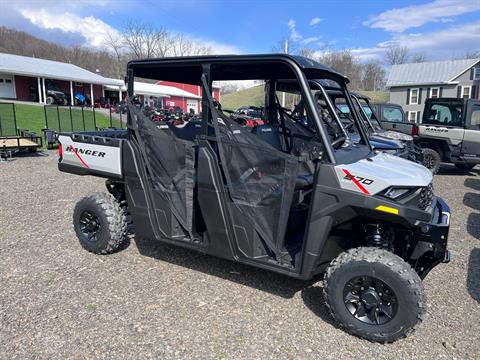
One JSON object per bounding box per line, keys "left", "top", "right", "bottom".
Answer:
{"left": 409, "top": 197, "right": 451, "bottom": 278}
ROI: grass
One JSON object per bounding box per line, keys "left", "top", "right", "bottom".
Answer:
{"left": 359, "top": 91, "right": 389, "bottom": 103}
{"left": 220, "top": 85, "right": 390, "bottom": 110}
{"left": 221, "top": 85, "right": 265, "bottom": 110}
{"left": 0, "top": 102, "right": 123, "bottom": 148}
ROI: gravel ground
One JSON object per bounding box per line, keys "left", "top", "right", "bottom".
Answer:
{"left": 1, "top": 152, "right": 479, "bottom": 359}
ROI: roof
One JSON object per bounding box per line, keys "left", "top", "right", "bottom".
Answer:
{"left": 104, "top": 81, "right": 201, "bottom": 99}
{"left": 0, "top": 52, "right": 122, "bottom": 85}
{"left": 387, "top": 58, "right": 480, "bottom": 87}
{"left": 127, "top": 54, "right": 349, "bottom": 84}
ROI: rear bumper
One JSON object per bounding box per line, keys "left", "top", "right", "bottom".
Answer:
{"left": 410, "top": 197, "right": 451, "bottom": 278}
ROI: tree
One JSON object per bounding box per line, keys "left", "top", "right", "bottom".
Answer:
{"left": 385, "top": 46, "right": 410, "bottom": 65}
{"left": 317, "top": 50, "right": 364, "bottom": 89}
{"left": 411, "top": 52, "right": 428, "bottom": 63}
{"left": 362, "top": 61, "right": 386, "bottom": 91}
{"left": 464, "top": 50, "right": 480, "bottom": 59}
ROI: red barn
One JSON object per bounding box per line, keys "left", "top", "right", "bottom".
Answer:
{"left": 0, "top": 52, "right": 122, "bottom": 105}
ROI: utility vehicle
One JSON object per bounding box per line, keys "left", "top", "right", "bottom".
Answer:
{"left": 413, "top": 97, "right": 480, "bottom": 174}
{"left": 323, "top": 89, "right": 423, "bottom": 164}
{"left": 58, "top": 55, "right": 450, "bottom": 343}
{"left": 368, "top": 103, "right": 408, "bottom": 133}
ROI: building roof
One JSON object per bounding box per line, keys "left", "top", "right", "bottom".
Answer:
{"left": 386, "top": 58, "right": 480, "bottom": 87}
{"left": 0, "top": 52, "right": 122, "bottom": 86}
{"left": 104, "top": 81, "right": 201, "bottom": 99}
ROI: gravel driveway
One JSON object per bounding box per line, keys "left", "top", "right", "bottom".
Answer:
{"left": 1, "top": 152, "right": 479, "bottom": 359}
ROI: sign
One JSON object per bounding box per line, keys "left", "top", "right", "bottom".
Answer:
{"left": 165, "top": 100, "right": 175, "bottom": 107}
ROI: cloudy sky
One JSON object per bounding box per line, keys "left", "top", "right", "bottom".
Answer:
{"left": 1, "top": 0, "right": 479, "bottom": 61}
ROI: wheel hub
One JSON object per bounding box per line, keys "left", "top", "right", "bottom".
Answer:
{"left": 361, "top": 289, "right": 380, "bottom": 307}
{"left": 343, "top": 275, "right": 398, "bottom": 325}
{"left": 79, "top": 210, "right": 101, "bottom": 242}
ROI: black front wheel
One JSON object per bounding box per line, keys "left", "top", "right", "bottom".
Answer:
{"left": 73, "top": 192, "right": 127, "bottom": 254}
{"left": 422, "top": 148, "right": 441, "bottom": 174}
{"left": 323, "top": 247, "right": 426, "bottom": 343}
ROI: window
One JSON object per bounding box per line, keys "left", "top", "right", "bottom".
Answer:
{"left": 423, "top": 102, "right": 463, "bottom": 126}
{"left": 408, "top": 111, "right": 418, "bottom": 123}
{"left": 361, "top": 105, "right": 373, "bottom": 120}
{"left": 471, "top": 108, "right": 480, "bottom": 128}
{"left": 409, "top": 88, "right": 419, "bottom": 104}
{"left": 383, "top": 107, "right": 403, "bottom": 122}
{"left": 462, "top": 86, "right": 471, "bottom": 99}
{"left": 0, "top": 79, "right": 3, "bottom": 83}
{"left": 5, "top": 79, "right": 11, "bottom": 84}
{"left": 430, "top": 87, "right": 440, "bottom": 99}
{"left": 474, "top": 68, "right": 480, "bottom": 80}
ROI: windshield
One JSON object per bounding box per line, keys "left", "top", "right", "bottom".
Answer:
{"left": 423, "top": 101, "right": 464, "bottom": 126}
{"left": 355, "top": 98, "right": 382, "bottom": 132}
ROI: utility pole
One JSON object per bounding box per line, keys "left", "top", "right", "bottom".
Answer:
{"left": 281, "top": 38, "right": 288, "bottom": 108}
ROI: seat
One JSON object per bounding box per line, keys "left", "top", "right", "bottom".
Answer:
{"left": 169, "top": 120, "right": 203, "bottom": 141}
{"left": 251, "top": 125, "right": 283, "bottom": 151}
{"left": 251, "top": 125, "right": 314, "bottom": 189}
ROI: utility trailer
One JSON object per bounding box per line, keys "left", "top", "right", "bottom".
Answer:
{"left": 0, "top": 102, "right": 42, "bottom": 157}
{"left": 58, "top": 55, "right": 450, "bottom": 343}
{"left": 0, "top": 129, "right": 42, "bottom": 156}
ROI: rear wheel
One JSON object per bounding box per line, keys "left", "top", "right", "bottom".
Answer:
{"left": 46, "top": 96, "right": 54, "bottom": 105}
{"left": 455, "top": 163, "right": 475, "bottom": 171}
{"left": 422, "top": 148, "right": 441, "bottom": 174}
{"left": 323, "top": 247, "right": 426, "bottom": 343}
{"left": 73, "top": 192, "right": 127, "bottom": 254}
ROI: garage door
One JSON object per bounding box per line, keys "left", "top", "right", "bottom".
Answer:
{"left": 0, "top": 73, "right": 15, "bottom": 99}
{"left": 186, "top": 99, "right": 198, "bottom": 113}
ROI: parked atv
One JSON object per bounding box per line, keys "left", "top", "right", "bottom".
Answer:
{"left": 58, "top": 54, "right": 450, "bottom": 343}
{"left": 45, "top": 80, "right": 68, "bottom": 105}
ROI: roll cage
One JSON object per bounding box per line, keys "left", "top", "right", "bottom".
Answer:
{"left": 126, "top": 54, "right": 372, "bottom": 164}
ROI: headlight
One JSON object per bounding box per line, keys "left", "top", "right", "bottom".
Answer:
{"left": 383, "top": 187, "right": 416, "bottom": 200}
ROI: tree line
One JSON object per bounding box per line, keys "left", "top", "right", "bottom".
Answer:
{"left": 1, "top": 23, "right": 478, "bottom": 93}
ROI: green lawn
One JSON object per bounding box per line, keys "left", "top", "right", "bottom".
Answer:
{"left": 1, "top": 102, "right": 122, "bottom": 147}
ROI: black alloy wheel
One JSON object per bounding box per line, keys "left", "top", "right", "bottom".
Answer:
{"left": 343, "top": 275, "right": 398, "bottom": 325}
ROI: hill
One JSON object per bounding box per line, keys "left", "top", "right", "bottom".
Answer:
{"left": 221, "top": 85, "right": 265, "bottom": 110}
{"left": 221, "top": 85, "right": 389, "bottom": 110}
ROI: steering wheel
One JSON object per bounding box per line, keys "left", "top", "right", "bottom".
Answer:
{"left": 344, "top": 121, "right": 356, "bottom": 131}
{"left": 331, "top": 136, "right": 346, "bottom": 149}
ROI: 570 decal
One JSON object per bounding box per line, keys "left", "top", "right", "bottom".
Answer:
{"left": 343, "top": 173, "right": 374, "bottom": 185}
{"left": 341, "top": 169, "right": 373, "bottom": 195}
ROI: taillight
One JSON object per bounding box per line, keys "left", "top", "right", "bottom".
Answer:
{"left": 411, "top": 125, "right": 419, "bottom": 136}
{"left": 58, "top": 144, "right": 63, "bottom": 159}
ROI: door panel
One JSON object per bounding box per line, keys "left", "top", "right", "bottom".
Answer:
{"left": 462, "top": 105, "right": 480, "bottom": 159}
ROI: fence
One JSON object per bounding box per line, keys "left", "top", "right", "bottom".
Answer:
{"left": 44, "top": 105, "right": 124, "bottom": 132}
{"left": 0, "top": 102, "right": 17, "bottom": 136}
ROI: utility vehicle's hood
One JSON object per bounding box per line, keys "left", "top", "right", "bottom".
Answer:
{"left": 375, "top": 130, "right": 413, "bottom": 142}
{"left": 350, "top": 134, "right": 403, "bottom": 150}
{"left": 369, "top": 135, "right": 404, "bottom": 149}
{"left": 334, "top": 152, "right": 432, "bottom": 196}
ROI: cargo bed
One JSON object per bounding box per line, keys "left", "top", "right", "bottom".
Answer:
{"left": 58, "top": 130, "right": 128, "bottom": 178}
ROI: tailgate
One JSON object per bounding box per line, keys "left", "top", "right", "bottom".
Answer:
{"left": 58, "top": 133, "right": 123, "bottom": 178}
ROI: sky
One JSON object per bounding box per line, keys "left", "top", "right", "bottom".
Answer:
{"left": 1, "top": 0, "right": 479, "bottom": 62}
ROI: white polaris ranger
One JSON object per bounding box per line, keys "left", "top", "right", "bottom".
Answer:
{"left": 58, "top": 54, "right": 450, "bottom": 343}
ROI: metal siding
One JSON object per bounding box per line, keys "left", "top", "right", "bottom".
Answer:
{"left": 0, "top": 52, "right": 121, "bottom": 85}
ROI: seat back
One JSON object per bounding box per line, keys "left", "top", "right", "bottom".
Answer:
{"left": 251, "top": 125, "right": 282, "bottom": 150}
{"left": 169, "top": 120, "right": 203, "bottom": 141}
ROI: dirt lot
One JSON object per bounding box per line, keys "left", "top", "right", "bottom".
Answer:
{"left": 1, "top": 152, "right": 479, "bottom": 359}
